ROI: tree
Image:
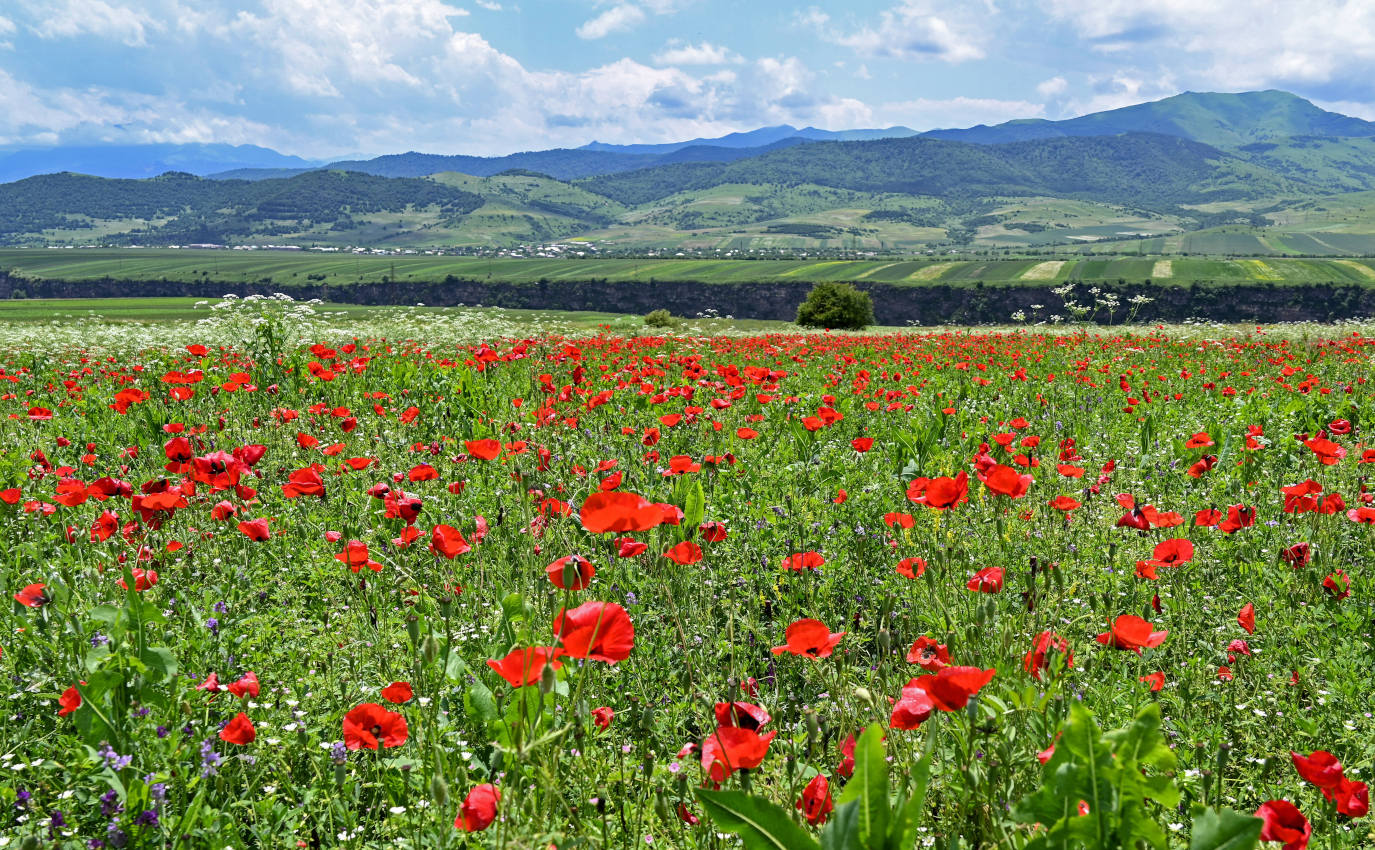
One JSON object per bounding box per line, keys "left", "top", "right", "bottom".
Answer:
{"left": 796, "top": 281, "right": 874, "bottom": 330}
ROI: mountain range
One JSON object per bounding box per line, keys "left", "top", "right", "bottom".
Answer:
{"left": 8, "top": 90, "right": 1375, "bottom": 254}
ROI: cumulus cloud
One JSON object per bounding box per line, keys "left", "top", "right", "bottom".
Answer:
{"left": 1036, "top": 76, "right": 1067, "bottom": 97}
{"left": 22, "top": 0, "right": 160, "bottom": 47}
{"left": 880, "top": 96, "right": 1044, "bottom": 130}
{"left": 576, "top": 4, "right": 646, "bottom": 39}
{"left": 652, "top": 41, "right": 740, "bottom": 65}
{"left": 807, "top": 0, "right": 987, "bottom": 63}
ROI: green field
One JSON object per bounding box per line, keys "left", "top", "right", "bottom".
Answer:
{"left": 6, "top": 248, "right": 1375, "bottom": 288}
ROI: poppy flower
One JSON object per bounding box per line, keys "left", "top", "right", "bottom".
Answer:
{"left": 851, "top": 437, "right": 874, "bottom": 453}
{"left": 227, "top": 671, "right": 260, "bottom": 699}
{"left": 343, "top": 702, "right": 409, "bottom": 750}
{"left": 592, "top": 706, "right": 614, "bottom": 730}
{"left": 456, "top": 784, "right": 500, "bottom": 832}
{"left": 1291, "top": 750, "right": 1344, "bottom": 790}
{"left": 663, "top": 541, "right": 703, "bottom": 565}
{"left": 1186, "top": 455, "right": 1218, "bottom": 478}
{"left": 1095, "top": 615, "right": 1168, "bottom": 654}
{"left": 1023, "top": 630, "right": 1072, "bottom": 681}
{"left": 430, "top": 524, "right": 471, "bottom": 559}
{"left": 907, "top": 666, "right": 997, "bottom": 711}
{"left": 836, "top": 735, "right": 856, "bottom": 777}
{"left": 14, "top": 583, "right": 48, "bottom": 607}
{"left": 237, "top": 518, "right": 270, "bottom": 541}
{"left": 714, "top": 702, "right": 771, "bottom": 732}
{"left": 1333, "top": 777, "right": 1369, "bottom": 818}
{"left": 282, "top": 466, "right": 326, "bottom": 499}
{"left": 906, "top": 636, "right": 950, "bottom": 671}
{"left": 117, "top": 568, "right": 159, "bottom": 592}
{"left": 699, "top": 521, "right": 729, "bottom": 542}
{"left": 782, "top": 551, "right": 825, "bottom": 571}
{"left": 883, "top": 512, "right": 915, "bottom": 529}
{"left": 771, "top": 619, "right": 846, "bottom": 658}
{"left": 1323, "top": 571, "right": 1350, "bottom": 600}
{"left": 908, "top": 472, "right": 968, "bottom": 510}
{"left": 380, "top": 681, "right": 413, "bottom": 704}
{"left": 464, "top": 439, "right": 502, "bottom": 461}
{"left": 1184, "top": 431, "right": 1214, "bottom": 448}
{"left": 966, "top": 566, "right": 1004, "bottom": 593}
{"left": 890, "top": 688, "right": 934, "bottom": 730}
{"left": 1218, "top": 504, "right": 1256, "bottom": 534}
{"left": 554, "top": 601, "right": 635, "bottom": 664}
{"left": 701, "top": 726, "right": 777, "bottom": 782}
{"left": 1048, "top": 495, "right": 1081, "bottom": 512}
{"left": 1305, "top": 437, "right": 1346, "bottom": 465}
{"left": 546, "top": 555, "right": 595, "bottom": 590}
{"left": 219, "top": 712, "right": 256, "bottom": 745}
{"left": 486, "top": 647, "right": 564, "bottom": 688}
{"left": 614, "top": 537, "right": 648, "bottom": 557}
{"left": 580, "top": 491, "right": 663, "bottom": 534}
{"left": 335, "top": 541, "right": 383, "bottom": 572}
{"left": 1140, "top": 671, "right": 1165, "bottom": 691}
{"left": 797, "top": 774, "right": 834, "bottom": 826}
{"left": 58, "top": 685, "right": 81, "bottom": 716}
{"left": 1238, "top": 603, "right": 1256, "bottom": 635}
{"left": 1280, "top": 543, "right": 1312, "bottom": 568}
{"left": 980, "top": 464, "right": 1032, "bottom": 499}
{"left": 1255, "top": 800, "right": 1310, "bottom": 850}
{"left": 896, "top": 557, "right": 926, "bottom": 579}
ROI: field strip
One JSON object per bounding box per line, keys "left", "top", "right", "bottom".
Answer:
{"left": 853, "top": 262, "right": 899, "bottom": 279}
{"left": 1020, "top": 260, "right": 1065, "bottom": 280}
{"left": 1151, "top": 260, "right": 1173, "bottom": 279}
{"left": 1238, "top": 259, "right": 1281, "bottom": 281}
{"left": 779, "top": 261, "right": 847, "bottom": 278}
{"left": 1334, "top": 259, "right": 1375, "bottom": 280}
{"left": 1307, "top": 235, "right": 1347, "bottom": 254}
{"left": 908, "top": 262, "right": 956, "bottom": 280}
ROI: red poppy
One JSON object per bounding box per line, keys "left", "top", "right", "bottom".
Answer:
{"left": 117, "top": 568, "right": 159, "bottom": 592}
{"left": 1095, "top": 615, "right": 1168, "bottom": 654}
{"left": 1291, "top": 750, "right": 1343, "bottom": 790}
{"left": 554, "top": 601, "right": 635, "bottom": 664}
{"left": 58, "top": 685, "right": 81, "bottom": 716}
{"left": 663, "top": 541, "right": 704, "bottom": 565}
{"left": 1281, "top": 543, "right": 1312, "bottom": 568}
{"left": 227, "top": 671, "right": 260, "bottom": 699}
{"left": 797, "top": 774, "right": 834, "bottom": 826}
{"left": 906, "top": 666, "right": 996, "bottom": 711}
{"left": 592, "top": 706, "right": 614, "bottom": 730}
{"left": 701, "top": 726, "right": 777, "bottom": 782}
{"left": 219, "top": 712, "right": 256, "bottom": 745}
{"left": 890, "top": 687, "right": 934, "bottom": 730}
{"left": 14, "top": 583, "right": 47, "bottom": 607}
{"left": 851, "top": 437, "right": 874, "bottom": 453}
{"left": 1184, "top": 431, "right": 1214, "bottom": 448}
{"left": 1218, "top": 504, "right": 1256, "bottom": 534}
{"left": 1305, "top": 437, "right": 1346, "bottom": 465}
{"left": 580, "top": 491, "right": 664, "bottom": 534}
{"left": 464, "top": 439, "right": 502, "bottom": 461}
{"left": 905, "top": 636, "right": 950, "bottom": 671}
{"left": 456, "top": 784, "right": 500, "bottom": 832}
{"left": 380, "top": 681, "right": 413, "bottom": 704}
{"left": 896, "top": 557, "right": 926, "bottom": 579}
{"left": 430, "top": 524, "right": 471, "bottom": 559}
{"left": 980, "top": 464, "right": 1032, "bottom": 499}
{"left": 836, "top": 735, "right": 855, "bottom": 777}
{"left": 966, "top": 566, "right": 1004, "bottom": 593}
{"left": 1023, "top": 630, "right": 1072, "bottom": 681}
{"left": 237, "top": 518, "right": 270, "bottom": 541}
{"left": 486, "top": 647, "right": 564, "bottom": 688}
{"left": 1238, "top": 603, "right": 1256, "bottom": 635}
{"left": 714, "top": 701, "right": 771, "bottom": 732}
{"left": 771, "top": 619, "right": 846, "bottom": 658}
{"left": 1140, "top": 671, "right": 1165, "bottom": 691}
{"left": 1048, "top": 495, "right": 1081, "bottom": 512}
{"left": 782, "top": 551, "right": 825, "bottom": 571}
{"left": 908, "top": 472, "right": 969, "bottom": 510}
{"left": 1255, "top": 800, "right": 1310, "bottom": 850}
{"left": 546, "top": 555, "right": 595, "bottom": 590}
{"left": 699, "top": 521, "right": 729, "bottom": 542}
{"left": 343, "top": 702, "right": 408, "bottom": 750}
{"left": 883, "top": 512, "right": 915, "bottom": 529}
{"left": 335, "top": 541, "right": 383, "bottom": 572}
{"left": 615, "top": 537, "right": 648, "bottom": 557}
{"left": 1333, "top": 777, "right": 1369, "bottom": 818}
{"left": 282, "top": 466, "right": 326, "bottom": 499}
{"left": 1323, "top": 570, "right": 1351, "bottom": 600}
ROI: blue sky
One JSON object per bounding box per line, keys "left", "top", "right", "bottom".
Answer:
{"left": 2, "top": 0, "right": 1374, "bottom": 158}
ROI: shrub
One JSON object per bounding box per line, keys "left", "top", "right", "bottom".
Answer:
{"left": 644, "top": 308, "right": 679, "bottom": 328}
{"left": 796, "top": 281, "right": 874, "bottom": 330}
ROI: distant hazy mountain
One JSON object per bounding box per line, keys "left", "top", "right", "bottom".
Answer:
{"left": 578, "top": 124, "right": 916, "bottom": 156}
{"left": 921, "top": 90, "right": 1375, "bottom": 148}
{"left": 0, "top": 143, "right": 321, "bottom": 183}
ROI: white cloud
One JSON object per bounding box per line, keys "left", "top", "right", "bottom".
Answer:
{"left": 23, "top": 0, "right": 160, "bottom": 47}
{"left": 810, "top": 0, "right": 987, "bottom": 63}
{"left": 575, "top": 3, "right": 645, "bottom": 39}
{"left": 1036, "top": 76, "right": 1067, "bottom": 97}
{"left": 474, "top": 0, "right": 502, "bottom": 8}
{"left": 652, "top": 41, "right": 740, "bottom": 65}
{"left": 879, "top": 95, "right": 1043, "bottom": 130}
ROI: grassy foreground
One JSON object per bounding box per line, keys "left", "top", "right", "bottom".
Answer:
{"left": 0, "top": 300, "right": 1371, "bottom": 849}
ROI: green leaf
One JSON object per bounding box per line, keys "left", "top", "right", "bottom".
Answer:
{"left": 1189, "top": 807, "right": 1263, "bottom": 850}
{"left": 886, "top": 733, "right": 933, "bottom": 850}
{"left": 820, "top": 799, "right": 863, "bottom": 850}
{"left": 684, "top": 479, "right": 706, "bottom": 529}
{"left": 139, "top": 646, "right": 178, "bottom": 685}
{"left": 836, "top": 724, "right": 888, "bottom": 850}
{"left": 694, "top": 788, "right": 821, "bottom": 850}
{"left": 464, "top": 680, "right": 498, "bottom": 725}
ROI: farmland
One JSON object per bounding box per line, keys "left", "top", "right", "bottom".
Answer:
{"left": 0, "top": 297, "right": 1371, "bottom": 848}
{"left": 7, "top": 249, "right": 1375, "bottom": 289}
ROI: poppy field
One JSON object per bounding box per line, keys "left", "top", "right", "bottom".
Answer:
{"left": 1, "top": 299, "right": 1373, "bottom": 849}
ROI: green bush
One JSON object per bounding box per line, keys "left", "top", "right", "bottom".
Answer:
{"left": 643, "top": 308, "right": 679, "bottom": 328}
{"left": 796, "top": 281, "right": 874, "bottom": 329}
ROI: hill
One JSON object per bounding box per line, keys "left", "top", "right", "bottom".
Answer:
{"left": 0, "top": 143, "right": 320, "bottom": 183}
{"left": 578, "top": 123, "right": 916, "bottom": 155}
{"left": 922, "top": 90, "right": 1375, "bottom": 148}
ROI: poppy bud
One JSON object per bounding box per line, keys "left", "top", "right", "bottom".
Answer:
{"left": 420, "top": 634, "right": 439, "bottom": 666}
{"left": 19, "top": 837, "right": 41, "bottom": 850}
{"left": 654, "top": 789, "right": 672, "bottom": 823}
{"left": 639, "top": 705, "right": 655, "bottom": 733}
{"left": 539, "top": 661, "right": 557, "bottom": 695}
{"left": 854, "top": 687, "right": 876, "bottom": 709}
{"left": 334, "top": 762, "right": 347, "bottom": 788}
{"left": 430, "top": 772, "right": 450, "bottom": 808}
{"left": 405, "top": 613, "right": 420, "bottom": 647}
{"left": 877, "top": 628, "right": 892, "bottom": 656}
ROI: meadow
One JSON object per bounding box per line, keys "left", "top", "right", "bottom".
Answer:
{"left": 0, "top": 297, "right": 1371, "bottom": 849}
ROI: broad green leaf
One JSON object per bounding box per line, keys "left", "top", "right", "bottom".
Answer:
{"left": 695, "top": 788, "right": 821, "bottom": 850}
{"left": 1189, "top": 807, "right": 1263, "bottom": 850}
{"left": 684, "top": 479, "right": 705, "bottom": 529}
{"left": 821, "top": 799, "right": 862, "bottom": 850}
{"left": 886, "top": 733, "right": 933, "bottom": 850}
{"left": 465, "top": 681, "right": 498, "bottom": 724}
{"left": 139, "top": 646, "right": 178, "bottom": 685}
{"left": 836, "top": 724, "right": 888, "bottom": 850}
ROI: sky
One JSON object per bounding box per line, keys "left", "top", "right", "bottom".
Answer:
{"left": 3, "top": 0, "right": 1375, "bottom": 158}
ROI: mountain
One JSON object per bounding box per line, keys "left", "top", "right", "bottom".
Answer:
{"left": 0, "top": 143, "right": 321, "bottom": 183}
{"left": 578, "top": 124, "right": 916, "bottom": 155}
{"left": 921, "top": 90, "right": 1375, "bottom": 148}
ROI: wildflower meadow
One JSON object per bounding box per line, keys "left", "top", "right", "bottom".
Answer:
{"left": 1, "top": 298, "right": 1371, "bottom": 849}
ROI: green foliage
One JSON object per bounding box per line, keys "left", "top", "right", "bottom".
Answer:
{"left": 796, "top": 281, "right": 874, "bottom": 329}
{"left": 643, "top": 308, "right": 679, "bottom": 328}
